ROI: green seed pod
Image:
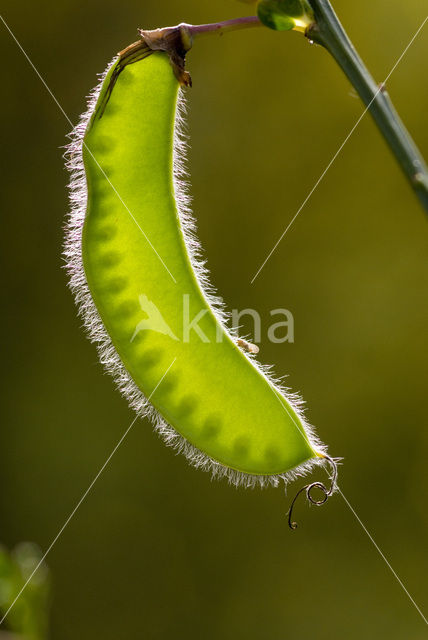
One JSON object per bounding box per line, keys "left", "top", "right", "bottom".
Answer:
{"left": 65, "top": 33, "right": 332, "bottom": 489}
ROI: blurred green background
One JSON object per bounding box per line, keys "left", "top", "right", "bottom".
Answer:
{"left": 1, "top": 0, "right": 427, "bottom": 638}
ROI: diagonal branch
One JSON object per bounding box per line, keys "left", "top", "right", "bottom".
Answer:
{"left": 307, "top": 0, "right": 428, "bottom": 212}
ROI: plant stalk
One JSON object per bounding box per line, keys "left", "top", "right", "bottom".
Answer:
{"left": 188, "top": 16, "right": 263, "bottom": 39}
{"left": 307, "top": 0, "right": 428, "bottom": 213}
{"left": 136, "top": 17, "right": 263, "bottom": 86}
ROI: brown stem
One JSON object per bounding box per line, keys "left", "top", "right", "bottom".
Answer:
{"left": 97, "top": 16, "right": 263, "bottom": 116}
{"left": 187, "top": 16, "right": 262, "bottom": 39}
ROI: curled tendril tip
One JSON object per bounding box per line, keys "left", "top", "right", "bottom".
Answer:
{"left": 287, "top": 456, "right": 338, "bottom": 530}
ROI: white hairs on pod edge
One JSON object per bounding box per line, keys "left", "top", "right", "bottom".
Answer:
{"left": 64, "top": 54, "right": 331, "bottom": 490}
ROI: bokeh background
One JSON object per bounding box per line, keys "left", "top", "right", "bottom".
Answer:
{"left": 1, "top": 0, "right": 427, "bottom": 638}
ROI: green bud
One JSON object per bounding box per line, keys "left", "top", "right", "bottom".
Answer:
{"left": 257, "top": 0, "right": 314, "bottom": 32}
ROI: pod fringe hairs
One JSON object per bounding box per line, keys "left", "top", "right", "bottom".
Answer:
{"left": 64, "top": 53, "right": 332, "bottom": 490}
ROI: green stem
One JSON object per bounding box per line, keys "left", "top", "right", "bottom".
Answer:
{"left": 307, "top": 0, "right": 428, "bottom": 213}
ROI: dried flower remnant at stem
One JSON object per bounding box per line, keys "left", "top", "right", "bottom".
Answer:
{"left": 97, "top": 17, "right": 263, "bottom": 115}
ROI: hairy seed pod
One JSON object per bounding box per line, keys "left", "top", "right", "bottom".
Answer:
{"left": 65, "top": 40, "right": 331, "bottom": 489}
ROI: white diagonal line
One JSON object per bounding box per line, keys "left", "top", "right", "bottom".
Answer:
{"left": 338, "top": 488, "right": 428, "bottom": 625}
{"left": 250, "top": 15, "right": 428, "bottom": 284}
{"left": 270, "top": 385, "right": 427, "bottom": 625}
{"left": 0, "top": 13, "right": 177, "bottom": 284}
{"left": 0, "top": 358, "right": 176, "bottom": 628}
